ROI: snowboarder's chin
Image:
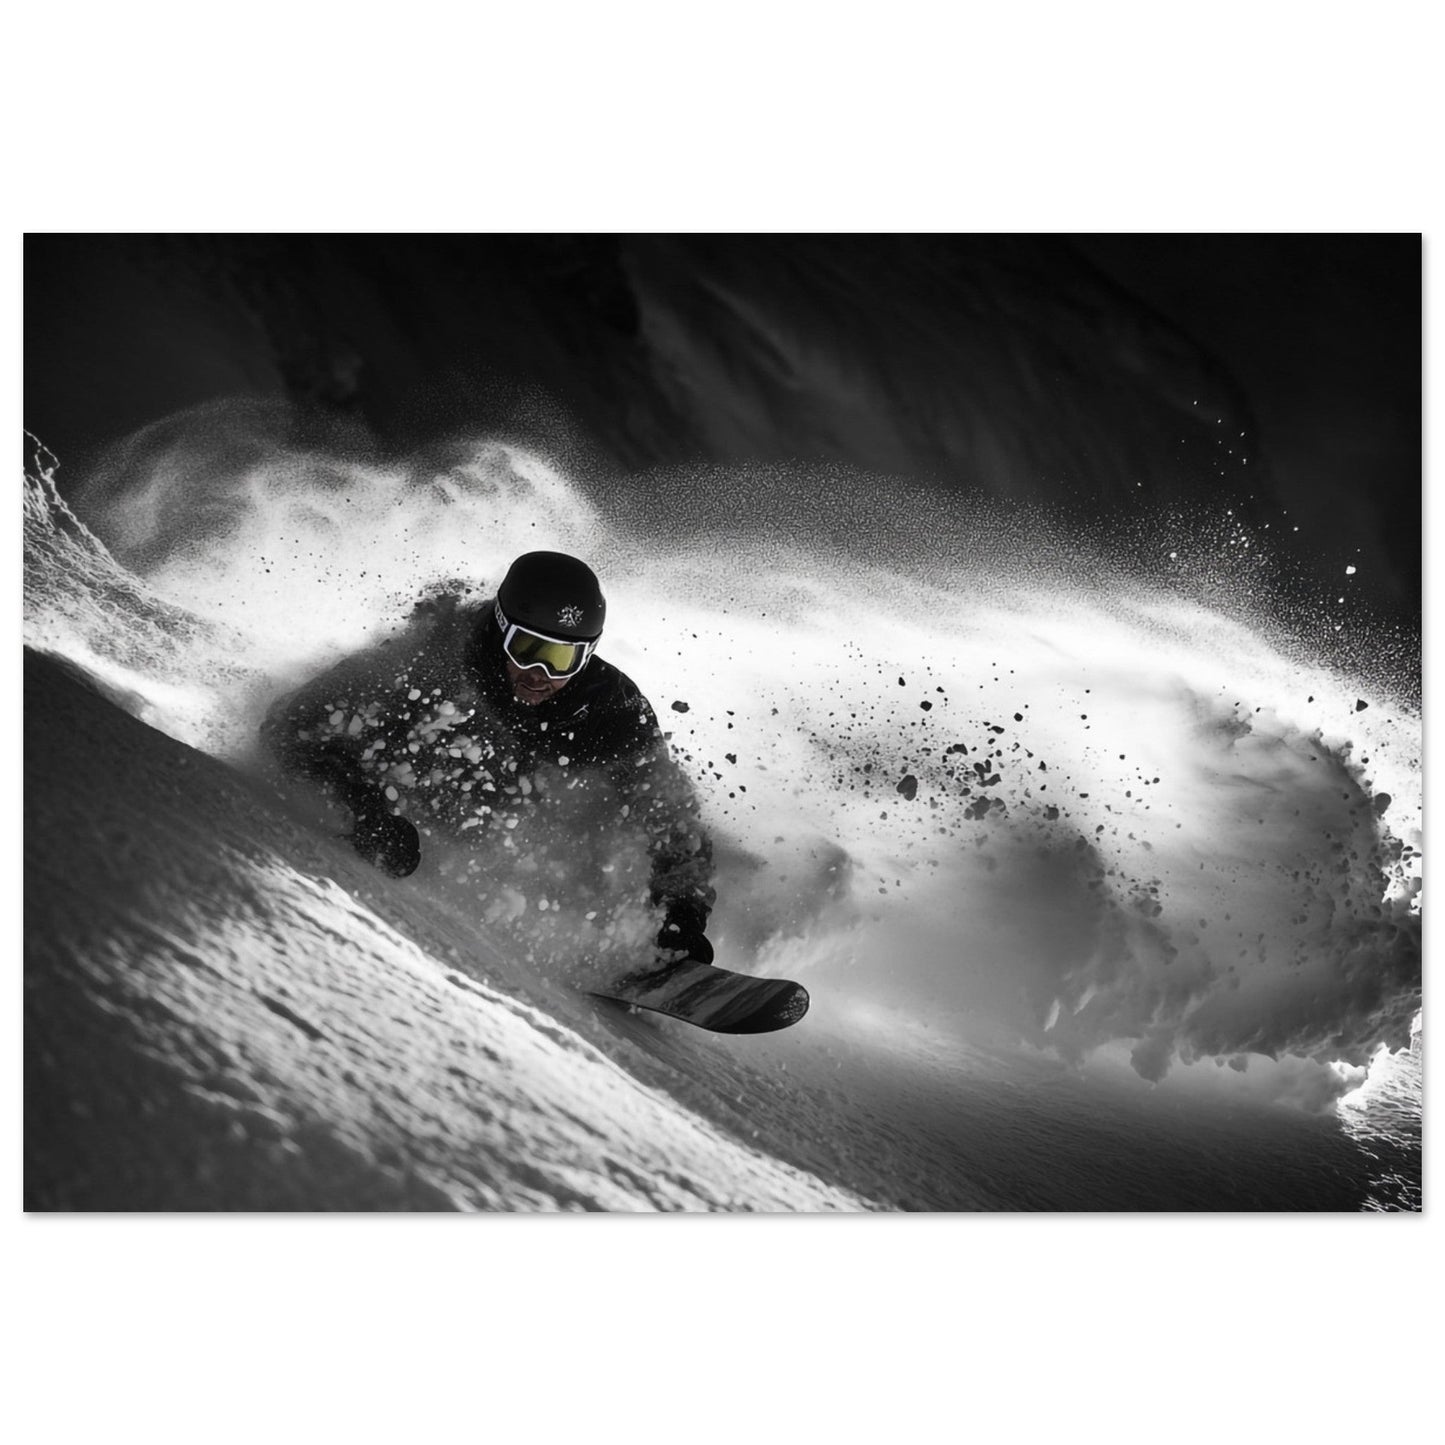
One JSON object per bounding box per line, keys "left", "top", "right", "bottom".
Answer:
{"left": 506, "top": 660, "right": 569, "bottom": 706}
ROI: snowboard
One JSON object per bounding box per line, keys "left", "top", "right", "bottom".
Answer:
{"left": 590, "top": 958, "right": 809, "bottom": 1034}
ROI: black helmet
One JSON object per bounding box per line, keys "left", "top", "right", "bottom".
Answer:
{"left": 497, "top": 551, "right": 606, "bottom": 641}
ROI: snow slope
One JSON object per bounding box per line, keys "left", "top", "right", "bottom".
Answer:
{"left": 26, "top": 648, "right": 872, "bottom": 1211}
{"left": 23, "top": 423, "right": 1422, "bottom": 1210}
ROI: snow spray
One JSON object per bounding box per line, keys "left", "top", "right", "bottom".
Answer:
{"left": 26, "top": 404, "right": 1421, "bottom": 1114}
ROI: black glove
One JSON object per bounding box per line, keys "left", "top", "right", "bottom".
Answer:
{"left": 350, "top": 804, "right": 421, "bottom": 878}
{"left": 656, "top": 900, "right": 713, "bottom": 965}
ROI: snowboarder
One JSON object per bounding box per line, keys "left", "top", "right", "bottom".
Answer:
{"left": 261, "top": 551, "right": 716, "bottom": 964}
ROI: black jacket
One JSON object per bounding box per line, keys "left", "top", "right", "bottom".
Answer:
{"left": 261, "top": 591, "right": 715, "bottom": 919}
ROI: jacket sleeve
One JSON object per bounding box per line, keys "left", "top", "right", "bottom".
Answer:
{"left": 645, "top": 784, "right": 717, "bottom": 923}
{"left": 260, "top": 638, "right": 416, "bottom": 818}
{"left": 601, "top": 689, "right": 717, "bottom": 922}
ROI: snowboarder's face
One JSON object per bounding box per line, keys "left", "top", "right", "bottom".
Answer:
{"left": 505, "top": 657, "right": 573, "bottom": 706}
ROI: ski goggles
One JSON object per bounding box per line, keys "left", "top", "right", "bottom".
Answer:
{"left": 495, "top": 601, "right": 598, "bottom": 680}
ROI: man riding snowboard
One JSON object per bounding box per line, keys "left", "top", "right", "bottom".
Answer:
{"left": 262, "top": 551, "right": 716, "bottom": 965}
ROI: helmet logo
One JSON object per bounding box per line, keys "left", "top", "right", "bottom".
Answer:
{"left": 558, "top": 604, "right": 585, "bottom": 629}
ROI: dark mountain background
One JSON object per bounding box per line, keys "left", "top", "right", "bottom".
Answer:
{"left": 23, "top": 233, "right": 1420, "bottom": 620}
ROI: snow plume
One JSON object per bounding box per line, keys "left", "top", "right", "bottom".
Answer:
{"left": 23, "top": 432, "right": 265, "bottom": 753}
{"left": 34, "top": 404, "right": 1421, "bottom": 1104}
{"left": 67, "top": 399, "right": 602, "bottom": 680}
{"left": 623, "top": 551, "right": 1418, "bottom": 1102}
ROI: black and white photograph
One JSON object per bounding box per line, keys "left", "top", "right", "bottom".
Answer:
{"left": 10, "top": 8, "right": 1436, "bottom": 1435}
{"left": 23, "top": 232, "right": 1421, "bottom": 1214}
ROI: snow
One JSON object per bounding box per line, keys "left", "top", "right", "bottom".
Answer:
{"left": 25, "top": 649, "right": 864, "bottom": 1211}
{"left": 23, "top": 425, "right": 1422, "bottom": 1209}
